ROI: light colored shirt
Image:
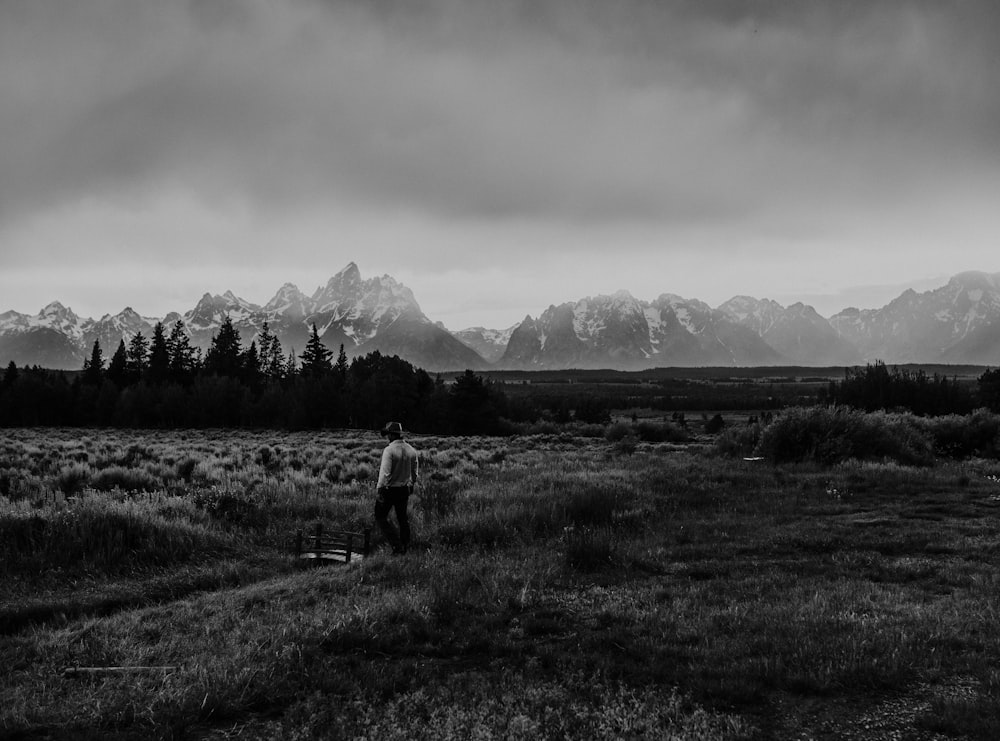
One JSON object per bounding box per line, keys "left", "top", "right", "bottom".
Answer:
{"left": 377, "top": 439, "right": 419, "bottom": 489}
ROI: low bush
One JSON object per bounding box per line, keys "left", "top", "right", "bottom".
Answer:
{"left": 714, "top": 424, "right": 762, "bottom": 459}
{"left": 755, "top": 407, "right": 933, "bottom": 466}
{"left": 88, "top": 466, "right": 163, "bottom": 493}
{"left": 54, "top": 463, "right": 91, "bottom": 497}
{"left": 604, "top": 422, "right": 633, "bottom": 443}
{"left": 920, "top": 410, "right": 1000, "bottom": 459}
{"left": 635, "top": 421, "right": 690, "bottom": 443}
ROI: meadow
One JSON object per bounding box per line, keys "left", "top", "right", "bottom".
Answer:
{"left": 2, "top": 425, "right": 1000, "bottom": 739}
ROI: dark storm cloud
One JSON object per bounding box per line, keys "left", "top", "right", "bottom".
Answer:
{"left": 1, "top": 0, "right": 998, "bottom": 228}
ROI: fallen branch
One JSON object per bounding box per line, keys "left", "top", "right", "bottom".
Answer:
{"left": 63, "top": 666, "right": 179, "bottom": 679}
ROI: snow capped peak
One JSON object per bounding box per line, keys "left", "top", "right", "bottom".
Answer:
{"left": 314, "top": 263, "right": 365, "bottom": 304}
{"left": 265, "top": 283, "right": 310, "bottom": 315}
{"left": 40, "top": 300, "right": 68, "bottom": 314}
{"left": 31, "top": 301, "right": 83, "bottom": 338}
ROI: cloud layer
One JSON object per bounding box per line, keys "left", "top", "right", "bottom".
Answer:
{"left": 1, "top": 0, "right": 998, "bottom": 325}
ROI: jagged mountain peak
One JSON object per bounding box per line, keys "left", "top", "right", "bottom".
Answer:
{"left": 314, "top": 262, "right": 363, "bottom": 301}
{"left": 40, "top": 300, "right": 70, "bottom": 314}
{"left": 37, "top": 301, "right": 79, "bottom": 325}
{"left": 10, "top": 266, "right": 1000, "bottom": 371}
{"left": 264, "top": 283, "right": 310, "bottom": 315}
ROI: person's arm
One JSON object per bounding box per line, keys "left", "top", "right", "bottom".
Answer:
{"left": 411, "top": 450, "right": 419, "bottom": 486}
{"left": 377, "top": 447, "right": 392, "bottom": 489}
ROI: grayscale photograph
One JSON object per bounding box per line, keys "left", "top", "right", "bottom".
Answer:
{"left": 1, "top": 1, "right": 999, "bottom": 738}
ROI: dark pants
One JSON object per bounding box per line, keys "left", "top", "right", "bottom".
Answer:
{"left": 375, "top": 486, "right": 411, "bottom": 552}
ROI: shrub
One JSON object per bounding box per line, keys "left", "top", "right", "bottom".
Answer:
{"left": 54, "top": 463, "right": 91, "bottom": 497}
{"left": 176, "top": 457, "right": 198, "bottom": 482}
{"left": 635, "top": 421, "right": 689, "bottom": 444}
{"left": 89, "top": 466, "right": 163, "bottom": 493}
{"left": 604, "top": 422, "right": 633, "bottom": 443}
{"left": 193, "top": 485, "right": 266, "bottom": 530}
{"left": 611, "top": 435, "right": 638, "bottom": 457}
{"left": 920, "top": 410, "right": 1000, "bottom": 459}
{"left": 714, "top": 424, "right": 762, "bottom": 459}
{"left": 704, "top": 414, "right": 726, "bottom": 434}
{"left": 755, "top": 407, "right": 933, "bottom": 466}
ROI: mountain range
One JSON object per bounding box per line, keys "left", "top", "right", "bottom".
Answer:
{"left": 3, "top": 266, "right": 1000, "bottom": 372}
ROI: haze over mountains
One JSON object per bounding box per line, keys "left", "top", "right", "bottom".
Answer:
{"left": 3, "top": 265, "right": 1000, "bottom": 372}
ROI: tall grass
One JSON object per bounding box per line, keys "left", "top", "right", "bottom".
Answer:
{"left": 0, "top": 492, "right": 230, "bottom": 575}
{"left": 4, "top": 427, "right": 1000, "bottom": 738}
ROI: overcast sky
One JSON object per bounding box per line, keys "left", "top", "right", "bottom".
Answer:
{"left": 1, "top": 0, "right": 998, "bottom": 328}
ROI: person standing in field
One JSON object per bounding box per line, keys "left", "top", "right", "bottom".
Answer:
{"left": 375, "top": 421, "right": 419, "bottom": 554}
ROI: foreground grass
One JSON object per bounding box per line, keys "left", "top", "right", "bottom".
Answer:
{"left": 3, "top": 430, "right": 1000, "bottom": 738}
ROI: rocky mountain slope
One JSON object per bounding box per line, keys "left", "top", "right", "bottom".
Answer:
{"left": 4, "top": 269, "right": 1000, "bottom": 372}
{"left": 718, "top": 297, "right": 862, "bottom": 366}
{"left": 499, "top": 291, "right": 783, "bottom": 369}
{"left": 0, "top": 263, "right": 484, "bottom": 372}
{"left": 829, "top": 272, "right": 1000, "bottom": 364}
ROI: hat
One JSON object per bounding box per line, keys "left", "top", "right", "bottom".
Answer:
{"left": 381, "top": 421, "right": 404, "bottom": 436}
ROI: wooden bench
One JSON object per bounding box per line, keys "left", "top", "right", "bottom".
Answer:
{"left": 295, "top": 524, "right": 371, "bottom": 564}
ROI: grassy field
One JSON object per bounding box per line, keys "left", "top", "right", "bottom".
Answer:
{"left": 2, "top": 427, "right": 1000, "bottom": 739}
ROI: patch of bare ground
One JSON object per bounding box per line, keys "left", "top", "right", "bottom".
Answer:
{"left": 765, "top": 677, "right": 978, "bottom": 741}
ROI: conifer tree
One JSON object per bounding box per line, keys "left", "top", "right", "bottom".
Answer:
{"left": 335, "top": 343, "right": 349, "bottom": 385}
{"left": 266, "top": 335, "right": 285, "bottom": 381}
{"left": 299, "top": 324, "right": 332, "bottom": 377}
{"left": 107, "top": 339, "right": 129, "bottom": 386}
{"left": 2, "top": 361, "right": 17, "bottom": 390}
{"left": 126, "top": 332, "right": 149, "bottom": 383}
{"left": 243, "top": 340, "right": 261, "bottom": 384}
{"left": 258, "top": 321, "right": 284, "bottom": 382}
{"left": 167, "top": 320, "right": 198, "bottom": 383}
{"left": 147, "top": 322, "right": 170, "bottom": 385}
{"left": 204, "top": 316, "right": 243, "bottom": 378}
{"left": 82, "top": 339, "right": 104, "bottom": 386}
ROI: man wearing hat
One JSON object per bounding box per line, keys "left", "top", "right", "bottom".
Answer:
{"left": 375, "top": 421, "right": 419, "bottom": 554}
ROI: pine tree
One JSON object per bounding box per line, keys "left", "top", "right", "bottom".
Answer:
{"left": 204, "top": 316, "right": 243, "bottom": 378}
{"left": 266, "top": 335, "right": 285, "bottom": 381}
{"left": 335, "top": 343, "right": 349, "bottom": 385}
{"left": 167, "top": 320, "right": 198, "bottom": 383}
{"left": 82, "top": 339, "right": 104, "bottom": 386}
{"left": 126, "top": 332, "right": 149, "bottom": 383}
{"left": 299, "top": 324, "right": 332, "bottom": 377}
{"left": 2, "top": 361, "right": 17, "bottom": 390}
{"left": 147, "top": 322, "right": 170, "bottom": 385}
{"left": 258, "top": 321, "right": 284, "bottom": 382}
{"left": 107, "top": 339, "right": 129, "bottom": 387}
{"left": 243, "top": 340, "right": 261, "bottom": 384}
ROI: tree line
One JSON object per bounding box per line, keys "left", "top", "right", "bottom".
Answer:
{"left": 0, "top": 317, "right": 531, "bottom": 434}
{"left": 820, "top": 361, "right": 1000, "bottom": 416}
{"left": 5, "top": 320, "right": 1000, "bottom": 431}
